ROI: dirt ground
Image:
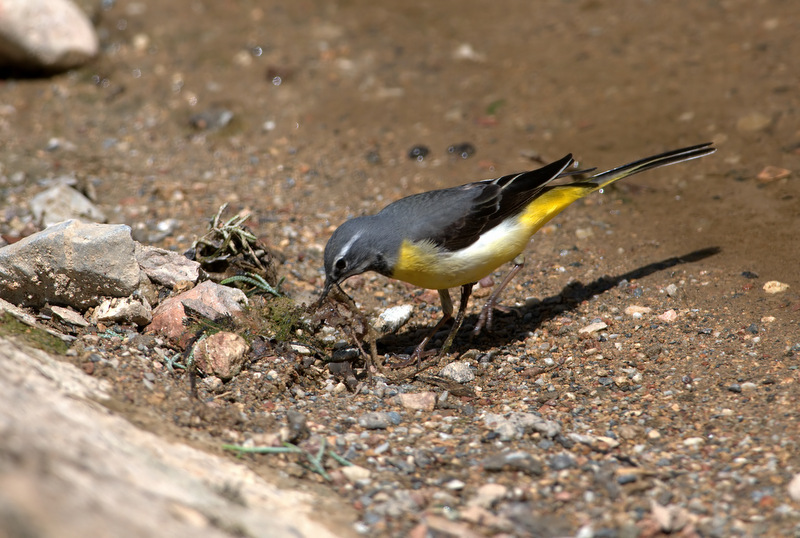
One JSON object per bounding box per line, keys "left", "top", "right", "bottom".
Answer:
{"left": 1, "top": 0, "right": 799, "bottom": 536}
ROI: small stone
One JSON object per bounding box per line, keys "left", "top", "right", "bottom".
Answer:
{"left": 444, "top": 479, "right": 465, "bottom": 490}
{"left": 575, "top": 227, "right": 594, "bottom": 240}
{"left": 736, "top": 112, "right": 771, "bottom": 133}
{"left": 358, "top": 412, "right": 391, "bottom": 430}
{"left": 341, "top": 465, "right": 371, "bottom": 483}
{"left": 624, "top": 305, "right": 651, "bottom": 316}
{"left": 440, "top": 361, "right": 475, "bottom": 383}
{"left": 549, "top": 453, "right": 576, "bottom": 471}
{"left": 92, "top": 295, "right": 153, "bottom": 326}
{"left": 665, "top": 283, "right": 678, "bottom": 297}
{"left": 650, "top": 500, "right": 691, "bottom": 533}
{"left": 192, "top": 331, "right": 248, "bottom": 381}
{"left": 647, "top": 429, "right": 661, "bottom": 440}
{"left": 787, "top": 472, "right": 800, "bottom": 502}
{"left": 375, "top": 304, "right": 413, "bottom": 334}
{"left": 30, "top": 184, "right": 106, "bottom": 227}
{"left": 756, "top": 165, "right": 791, "bottom": 183}
{"left": 482, "top": 451, "right": 543, "bottom": 476}
{"left": 658, "top": 309, "right": 678, "bottom": 322}
{"left": 683, "top": 437, "right": 704, "bottom": 447}
{"left": 579, "top": 321, "right": 607, "bottom": 334}
{"left": 135, "top": 245, "right": 200, "bottom": 289}
{"left": 467, "top": 483, "right": 507, "bottom": 508}
{"left": 763, "top": 280, "right": 789, "bottom": 294}
{"left": 50, "top": 305, "right": 89, "bottom": 327}
{"left": 290, "top": 344, "right": 312, "bottom": 355}
{"left": 395, "top": 392, "right": 436, "bottom": 412}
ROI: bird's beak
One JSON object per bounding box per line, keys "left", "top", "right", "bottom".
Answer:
{"left": 317, "top": 278, "right": 334, "bottom": 307}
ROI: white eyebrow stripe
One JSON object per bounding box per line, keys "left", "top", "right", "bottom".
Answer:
{"left": 338, "top": 231, "right": 362, "bottom": 258}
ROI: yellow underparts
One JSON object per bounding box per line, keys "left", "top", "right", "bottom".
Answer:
{"left": 391, "top": 185, "right": 595, "bottom": 290}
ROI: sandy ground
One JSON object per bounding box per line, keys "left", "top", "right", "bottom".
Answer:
{"left": 1, "top": 0, "right": 799, "bottom": 536}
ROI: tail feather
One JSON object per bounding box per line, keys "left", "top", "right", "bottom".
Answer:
{"left": 589, "top": 142, "right": 715, "bottom": 189}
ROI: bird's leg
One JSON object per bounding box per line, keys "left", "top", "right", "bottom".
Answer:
{"left": 473, "top": 256, "right": 524, "bottom": 335}
{"left": 440, "top": 283, "right": 473, "bottom": 354}
{"left": 408, "top": 288, "right": 454, "bottom": 367}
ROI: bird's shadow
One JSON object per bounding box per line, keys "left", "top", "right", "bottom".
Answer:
{"left": 379, "top": 246, "right": 721, "bottom": 355}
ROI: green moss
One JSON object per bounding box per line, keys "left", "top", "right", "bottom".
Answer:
{"left": 0, "top": 313, "right": 69, "bottom": 355}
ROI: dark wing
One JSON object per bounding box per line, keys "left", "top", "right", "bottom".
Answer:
{"left": 378, "top": 154, "right": 573, "bottom": 252}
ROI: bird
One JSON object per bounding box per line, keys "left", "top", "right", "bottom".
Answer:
{"left": 319, "top": 143, "right": 715, "bottom": 363}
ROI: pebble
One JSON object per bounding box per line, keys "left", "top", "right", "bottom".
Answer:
{"left": 658, "top": 309, "right": 678, "bottom": 322}
{"left": 0, "top": 0, "right": 98, "bottom": 72}
{"left": 579, "top": 321, "right": 607, "bottom": 334}
{"left": 135, "top": 245, "right": 200, "bottom": 289}
{"left": 92, "top": 296, "right": 152, "bottom": 327}
{"left": 192, "top": 331, "right": 249, "bottom": 381}
{"left": 395, "top": 392, "right": 436, "bottom": 412}
{"left": 549, "top": 453, "right": 576, "bottom": 471}
{"left": 358, "top": 412, "right": 392, "bottom": 430}
{"left": 50, "top": 305, "right": 89, "bottom": 327}
{"left": 375, "top": 305, "right": 413, "bottom": 334}
{"left": 624, "top": 305, "right": 651, "bottom": 316}
{"left": 483, "top": 412, "right": 561, "bottom": 441}
{"left": 30, "top": 184, "right": 106, "bottom": 227}
{"left": 665, "top": 283, "right": 678, "bottom": 297}
{"left": 341, "top": 464, "right": 371, "bottom": 483}
{"left": 736, "top": 112, "right": 771, "bottom": 133}
{"left": 467, "top": 483, "right": 507, "bottom": 508}
{"left": 440, "top": 361, "right": 475, "bottom": 383}
{"left": 788, "top": 472, "right": 800, "bottom": 502}
{"left": 762, "top": 280, "right": 789, "bottom": 294}
{"left": 0, "top": 220, "right": 140, "bottom": 308}
{"left": 482, "top": 451, "right": 544, "bottom": 476}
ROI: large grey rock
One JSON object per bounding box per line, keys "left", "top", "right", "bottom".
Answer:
{"left": 0, "top": 0, "right": 98, "bottom": 72}
{"left": 0, "top": 220, "right": 140, "bottom": 308}
{"left": 30, "top": 183, "right": 107, "bottom": 227}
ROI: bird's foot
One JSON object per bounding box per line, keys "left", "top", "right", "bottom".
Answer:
{"left": 472, "top": 300, "right": 513, "bottom": 335}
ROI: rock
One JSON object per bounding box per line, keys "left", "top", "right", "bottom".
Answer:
{"left": 146, "top": 281, "right": 247, "bottom": 344}
{"left": 135, "top": 245, "right": 200, "bottom": 289}
{"left": 624, "top": 305, "right": 651, "bottom": 316}
{"left": 0, "top": 0, "right": 98, "bottom": 72}
{"left": 650, "top": 500, "right": 691, "bottom": 533}
{"left": 50, "top": 305, "right": 89, "bottom": 327}
{"left": 0, "top": 220, "right": 140, "bottom": 308}
{"left": 340, "top": 465, "right": 371, "bottom": 483}
{"left": 440, "top": 361, "right": 475, "bottom": 383}
{"left": 483, "top": 412, "right": 561, "bottom": 441}
{"left": 736, "top": 112, "right": 771, "bottom": 133}
{"left": 763, "top": 280, "right": 789, "bottom": 294}
{"left": 395, "top": 392, "right": 436, "bottom": 412}
{"left": 192, "top": 331, "right": 248, "bottom": 381}
{"left": 658, "top": 309, "right": 678, "bottom": 322}
{"left": 578, "top": 321, "right": 607, "bottom": 334}
{"left": 357, "top": 412, "right": 392, "bottom": 430}
{"left": 482, "top": 451, "right": 544, "bottom": 476}
{"left": 665, "top": 283, "right": 678, "bottom": 297}
{"left": 30, "top": 184, "right": 106, "bottom": 227}
{"left": 467, "top": 483, "right": 507, "bottom": 508}
{"left": 788, "top": 472, "right": 800, "bottom": 502}
{"left": 92, "top": 295, "right": 153, "bottom": 326}
{"left": 375, "top": 304, "right": 413, "bottom": 334}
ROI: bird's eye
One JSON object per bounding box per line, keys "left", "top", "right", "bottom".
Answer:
{"left": 335, "top": 258, "right": 347, "bottom": 271}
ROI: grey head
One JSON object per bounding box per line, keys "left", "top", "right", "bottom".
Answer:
{"left": 320, "top": 215, "right": 398, "bottom": 301}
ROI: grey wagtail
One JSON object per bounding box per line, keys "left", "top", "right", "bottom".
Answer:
{"left": 320, "top": 143, "right": 715, "bottom": 361}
